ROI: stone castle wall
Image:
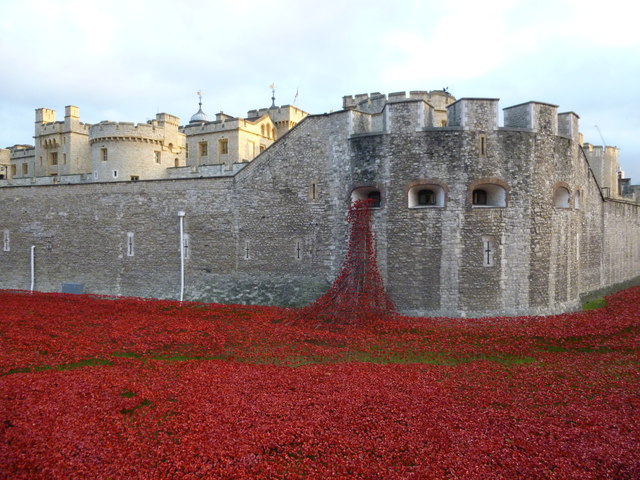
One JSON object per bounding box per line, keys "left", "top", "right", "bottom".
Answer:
{"left": 0, "top": 96, "right": 638, "bottom": 317}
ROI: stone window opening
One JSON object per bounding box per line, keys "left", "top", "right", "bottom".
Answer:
{"left": 112, "top": 170, "right": 118, "bottom": 178}
{"left": 351, "top": 187, "right": 382, "bottom": 208}
{"left": 408, "top": 183, "right": 446, "bottom": 208}
{"left": 101, "top": 148, "right": 107, "bottom": 162}
{"left": 244, "top": 240, "right": 250, "bottom": 260}
{"left": 473, "top": 189, "right": 487, "bottom": 205}
{"left": 174, "top": 158, "right": 179, "bottom": 167}
{"left": 63, "top": 153, "right": 67, "bottom": 165}
{"left": 130, "top": 176, "right": 139, "bottom": 182}
{"left": 479, "top": 135, "right": 487, "bottom": 156}
{"left": 574, "top": 189, "right": 581, "bottom": 209}
{"left": 126, "top": 232, "right": 134, "bottom": 257}
{"left": 3, "top": 230, "right": 9, "bottom": 252}
{"left": 470, "top": 182, "right": 507, "bottom": 208}
{"left": 219, "top": 139, "right": 229, "bottom": 155}
{"left": 154, "top": 151, "right": 161, "bottom": 164}
{"left": 310, "top": 182, "right": 318, "bottom": 201}
{"left": 553, "top": 186, "right": 571, "bottom": 208}
{"left": 481, "top": 236, "right": 496, "bottom": 267}
{"left": 295, "top": 240, "right": 302, "bottom": 261}
{"left": 22, "top": 163, "right": 28, "bottom": 175}
{"left": 50, "top": 152, "right": 58, "bottom": 165}
{"left": 198, "top": 142, "right": 208, "bottom": 157}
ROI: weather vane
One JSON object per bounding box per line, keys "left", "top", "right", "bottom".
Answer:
{"left": 197, "top": 90, "right": 203, "bottom": 108}
{"left": 269, "top": 83, "right": 276, "bottom": 108}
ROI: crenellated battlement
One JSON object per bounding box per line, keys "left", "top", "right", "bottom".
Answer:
{"left": 90, "top": 120, "right": 170, "bottom": 143}
{"left": 343, "top": 90, "right": 455, "bottom": 113}
{"left": 348, "top": 95, "right": 586, "bottom": 138}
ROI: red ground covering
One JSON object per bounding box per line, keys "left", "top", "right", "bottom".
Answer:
{"left": 0, "top": 288, "right": 639, "bottom": 479}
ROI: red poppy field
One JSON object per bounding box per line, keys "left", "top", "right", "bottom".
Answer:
{"left": 1, "top": 288, "right": 639, "bottom": 479}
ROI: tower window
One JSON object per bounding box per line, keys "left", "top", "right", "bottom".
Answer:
{"left": 3, "top": 230, "right": 9, "bottom": 252}
{"left": 417, "top": 189, "right": 436, "bottom": 206}
{"left": 553, "top": 186, "right": 571, "bottom": 208}
{"left": 479, "top": 135, "right": 487, "bottom": 156}
{"left": 472, "top": 189, "right": 487, "bottom": 205}
{"left": 50, "top": 152, "right": 58, "bottom": 166}
{"left": 154, "top": 151, "right": 161, "bottom": 164}
{"left": 351, "top": 187, "right": 382, "bottom": 208}
{"left": 367, "top": 191, "right": 381, "bottom": 208}
{"left": 219, "top": 139, "right": 228, "bottom": 155}
{"left": 127, "top": 232, "right": 134, "bottom": 257}
{"left": 101, "top": 148, "right": 108, "bottom": 162}
{"left": 199, "top": 142, "right": 208, "bottom": 157}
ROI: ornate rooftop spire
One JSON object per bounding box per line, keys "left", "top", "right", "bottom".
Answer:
{"left": 189, "top": 90, "right": 209, "bottom": 124}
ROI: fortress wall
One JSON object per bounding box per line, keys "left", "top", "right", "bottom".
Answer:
{"left": 0, "top": 178, "right": 238, "bottom": 299}
{"left": 0, "top": 103, "right": 638, "bottom": 316}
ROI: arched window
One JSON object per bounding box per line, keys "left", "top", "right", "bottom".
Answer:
{"left": 408, "top": 183, "right": 446, "bottom": 208}
{"left": 470, "top": 182, "right": 507, "bottom": 207}
{"left": 351, "top": 186, "right": 382, "bottom": 208}
{"left": 174, "top": 158, "right": 179, "bottom": 167}
{"left": 574, "top": 190, "right": 581, "bottom": 209}
{"left": 368, "top": 191, "right": 381, "bottom": 208}
{"left": 418, "top": 189, "right": 436, "bottom": 205}
{"left": 261, "top": 125, "right": 265, "bottom": 136}
{"left": 472, "top": 189, "right": 487, "bottom": 205}
{"left": 553, "top": 186, "right": 571, "bottom": 208}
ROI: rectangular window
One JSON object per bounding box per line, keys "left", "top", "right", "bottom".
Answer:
{"left": 154, "top": 151, "right": 161, "bottom": 164}
{"left": 244, "top": 240, "right": 250, "bottom": 260}
{"left": 482, "top": 236, "right": 495, "bottom": 267}
{"left": 479, "top": 135, "right": 487, "bottom": 156}
{"left": 113, "top": 170, "right": 118, "bottom": 178}
{"left": 101, "top": 148, "right": 108, "bottom": 162}
{"left": 22, "top": 163, "right": 28, "bottom": 175}
{"left": 295, "top": 240, "right": 302, "bottom": 260}
{"left": 3, "top": 230, "right": 9, "bottom": 252}
{"left": 39, "top": 156, "right": 43, "bottom": 166}
{"left": 199, "top": 142, "right": 208, "bottom": 157}
{"left": 219, "top": 139, "right": 228, "bottom": 155}
{"left": 11, "top": 165, "right": 16, "bottom": 176}
{"left": 310, "top": 182, "right": 318, "bottom": 201}
{"left": 130, "top": 175, "right": 139, "bottom": 182}
{"left": 127, "top": 232, "right": 134, "bottom": 257}
{"left": 63, "top": 153, "right": 67, "bottom": 165}
{"left": 50, "top": 152, "right": 58, "bottom": 165}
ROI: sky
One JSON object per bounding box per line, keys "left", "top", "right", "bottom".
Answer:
{"left": 1, "top": 0, "right": 639, "bottom": 179}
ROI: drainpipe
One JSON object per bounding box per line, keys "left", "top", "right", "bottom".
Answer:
{"left": 178, "top": 211, "right": 185, "bottom": 302}
{"left": 30, "top": 245, "right": 35, "bottom": 292}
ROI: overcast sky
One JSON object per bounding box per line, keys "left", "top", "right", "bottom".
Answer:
{"left": 1, "top": 0, "right": 639, "bottom": 179}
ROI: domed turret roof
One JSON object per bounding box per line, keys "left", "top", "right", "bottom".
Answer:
{"left": 189, "top": 106, "right": 209, "bottom": 124}
{"left": 189, "top": 91, "right": 209, "bottom": 124}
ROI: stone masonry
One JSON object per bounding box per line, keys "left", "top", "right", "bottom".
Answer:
{"left": 0, "top": 90, "right": 638, "bottom": 317}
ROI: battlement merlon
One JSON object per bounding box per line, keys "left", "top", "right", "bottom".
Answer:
{"left": 446, "top": 98, "right": 500, "bottom": 131}
{"left": 503, "top": 101, "right": 559, "bottom": 134}
{"left": 35, "top": 108, "right": 56, "bottom": 124}
{"left": 558, "top": 112, "right": 580, "bottom": 140}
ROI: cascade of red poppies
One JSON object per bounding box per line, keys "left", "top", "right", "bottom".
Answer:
{"left": 293, "top": 199, "right": 396, "bottom": 326}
